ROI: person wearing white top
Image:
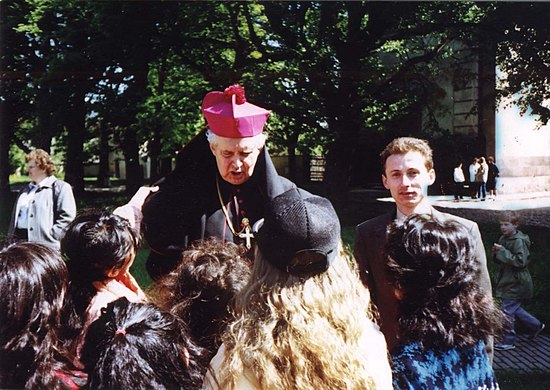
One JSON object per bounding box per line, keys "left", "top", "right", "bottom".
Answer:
{"left": 468, "top": 158, "right": 480, "bottom": 199}
{"left": 453, "top": 162, "right": 466, "bottom": 200}
{"left": 8, "top": 149, "right": 76, "bottom": 248}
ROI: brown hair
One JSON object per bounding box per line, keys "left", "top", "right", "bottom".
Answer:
{"left": 380, "top": 137, "right": 433, "bottom": 174}
{"left": 498, "top": 211, "right": 521, "bottom": 226}
{"left": 26, "top": 149, "right": 56, "bottom": 176}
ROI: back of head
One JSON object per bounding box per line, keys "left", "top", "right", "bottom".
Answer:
{"left": 151, "top": 238, "right": 251, "bottom": 355}
{"left": 82, "top": 298, "right": 205, "bottom": 389}
{"left": 256, "top": 188, "right": 341, "bottom": 278}
{"left": 62, "top": 209, "right": 138, "bottom": 284}
{"left": 0, "top": 241, "right": 68, "bottom": 388}
{"left": 220, "top": 190, "right": 381, "bottom": 389}
{"left": 380, "top": 137, "right": 433, "bottom": 173}
{"left": 385, "top": 215, "right": 501, "bottom": 347}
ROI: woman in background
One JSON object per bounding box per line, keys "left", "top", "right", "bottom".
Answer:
{"left": 8, "top": 148, "right": 76, "bottom": 248}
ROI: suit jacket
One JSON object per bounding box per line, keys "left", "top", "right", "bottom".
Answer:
{"left": 354, "top": 207, "right": 493, "bottom": 359}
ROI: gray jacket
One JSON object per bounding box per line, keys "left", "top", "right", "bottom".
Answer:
{"left": 8, "top": 175, "right": 76, "bottom": 248}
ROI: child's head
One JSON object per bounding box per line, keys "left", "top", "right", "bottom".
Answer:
{"left": 61, "top": 209, "right": 139, "bottom": 282}
{"left": 81, "top": 298, "right": 205, "bottom": 389}
{"left": 385, "top": 214, "right": 502, "bottom": 347}
{"left": 0, "top": 241, "right": 70, "bottom": 388}
{"left": 498, "top": 211, "right": 520, "bottom": 236}
{"left": 151, "top": 238, "right": 251, "bottom": 355}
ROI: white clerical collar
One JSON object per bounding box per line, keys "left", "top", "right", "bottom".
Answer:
{"left": 395, "top": 200, "right": 433, "bottom": 222}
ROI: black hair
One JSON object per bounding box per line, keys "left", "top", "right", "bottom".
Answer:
{"left": 385, "top": 215, "right": 502, "bottom": 348}
{"left": 81, "top": 298, "right": 206, "bottom": 389}
{"left": 150, "top": 238, "right": 251, "bottom": 359}
{"left": 61, "top": 209, "right": 139, "bottom": 345}
{"left": 0, "top": 241, "right": 84, "bottom": 389}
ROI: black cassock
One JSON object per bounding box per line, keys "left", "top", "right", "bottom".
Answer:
{"left": 142, "top": 129, "right": 301, "bottom": 280}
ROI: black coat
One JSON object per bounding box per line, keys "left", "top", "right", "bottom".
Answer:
{"left": 142, "top": 130, "right": 299, "bottom": 279}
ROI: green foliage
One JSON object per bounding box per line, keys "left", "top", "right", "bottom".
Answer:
{"left": 3, "top": 0, "right": 547, "bottom": 193}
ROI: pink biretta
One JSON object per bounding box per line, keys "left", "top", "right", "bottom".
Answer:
{"left": 202, "top": 84, "right": 270, "bottom": 138}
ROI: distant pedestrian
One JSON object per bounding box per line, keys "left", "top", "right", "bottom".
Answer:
{"left": 468, "top": 158, "right": 479, "bottom": 199}
{"left": 8, "top": 149, "right": 76, "bottom": 248}
{"left": 453, "top": 162, "right": 465, "bottom": 201}
{"left": 487, "top": 156, "right": 500, "bottom": 201}
{"left": 476, "top": 157, "right": 488, "bottom": 201}
{"left": 492, "top": 212, "right": 545, "bottom": 350}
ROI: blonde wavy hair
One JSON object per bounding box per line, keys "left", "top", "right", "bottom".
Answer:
{"left": 217, "top": 244, "right": 378, "bottom": 389}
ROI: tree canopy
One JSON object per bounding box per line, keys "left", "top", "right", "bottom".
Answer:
{"left": 1, "top": 1, "right": 547, "bottom": 199}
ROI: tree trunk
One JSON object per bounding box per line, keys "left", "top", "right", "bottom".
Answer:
{"left": 0, "top": 101, "right": 14, "bottom": 192}
{"left": 64, "top": 87, "right": 87, "bottom": 194}
{"left": 97, "top": 121, "right": 111, "bottom": 187}
{"left": 122, "top": 129, "right": 143, "bottom": 195}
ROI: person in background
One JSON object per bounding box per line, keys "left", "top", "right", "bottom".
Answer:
{"left": 203, "top": 188, "right": 392, "bottom": 390}
{"left": 386, "top": 215, "right": 501, "bottom": 389}
{"left": 0, "top": 241, "right": 86, "bottom": 389}
{"left": 81, "top": 298, "right": 206, "bottom": 389}
{"left": 492, "top": 211, "right": 545, "bottom": 350}
{"left": 354, "top": 137, "right": 493, "bottom": 360}
{"left": 476, "top": 156, "right": 489, "bottom": 201}
{"left": 453, "top": 161, "right": 465, "bottom": 201}
{"left": 149, "top": 238, "right": 252, "bottom": 360}
{"left": 468, "top": 157, "right": 479, "bottom": 199}
{"left": 487, "top": 156, "right": 500, "bottom": 201}
{"left": 8, "top": 148, "right": 76, "bottom": 248}
{"left": 61, "top": 210, "right": 147, "bottom": 363}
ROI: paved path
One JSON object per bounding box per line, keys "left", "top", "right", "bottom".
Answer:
{"left": 374, "top": 191, "right": 550, "bottom": 228}
{"left": 494, "top": 334, "right": 550, "bottom": 373}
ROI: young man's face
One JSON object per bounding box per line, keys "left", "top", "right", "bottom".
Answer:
{"left": 210, "top": 136, "right": 262, "bottom": 185}
{"left": 382, "top": 151, "right": 435, "bottom": 215}
{"left": 499, "top": 221, "right": 517, "bottom": 236}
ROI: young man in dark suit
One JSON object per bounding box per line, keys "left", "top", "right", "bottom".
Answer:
{"left": 354, "top": 137, "right": 494, "bottom": 360}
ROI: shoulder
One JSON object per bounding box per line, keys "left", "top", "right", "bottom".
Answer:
{"left": 52, "top": 178, "right": 73, "bottom": 191}
{"left": 433, "top": 209, "right": 477, "bottom": 230}
{"left": 356, "top": 213, "right": 393, "bottom": 235}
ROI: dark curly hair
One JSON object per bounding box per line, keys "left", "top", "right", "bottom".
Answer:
{"left": 81, "top": 298, "right": 206, "bottom": 389}
{"left": 0, "top": 241, "right": 84, "bottom": 389}
{"left": 61, "top": 209, "right": 140, "bottom": 345}
{"left": 385, "top": 215, "right": 502, "bottom": 348}
{"left": 149, "top": 238, "right": 251, "bottom": 359}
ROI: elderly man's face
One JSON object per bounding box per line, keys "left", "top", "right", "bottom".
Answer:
{"left": 210, "top": 136, "right": 263, "bottom": 185}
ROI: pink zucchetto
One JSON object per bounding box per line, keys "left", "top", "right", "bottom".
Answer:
{"left": 201, "top": 84, "right": 270, "bottom": 138}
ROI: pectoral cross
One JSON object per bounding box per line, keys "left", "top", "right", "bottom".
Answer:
{"left": 238, "top": 218, "right": 254, "bottom": 249}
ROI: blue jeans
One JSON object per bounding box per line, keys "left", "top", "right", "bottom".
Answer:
{"left": 500, "top": 299, "right": 542, "bottom": 345}
{"left": 478, "top": 182, "right": 487, "bottom": 199}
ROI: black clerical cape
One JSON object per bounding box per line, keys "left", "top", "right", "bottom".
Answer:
{"left": 142, "top": 129, "right": 299, "bottom": 279}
